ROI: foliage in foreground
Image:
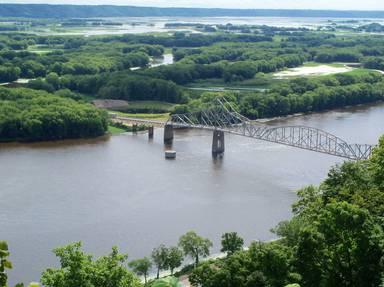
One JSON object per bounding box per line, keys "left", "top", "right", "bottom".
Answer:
{"left": 40, "top": 242, "right": 141, "bottom": 287}
{"left": 150, "top": 276, "right": 182, "bottom": 287}
{"left": 189, "top": 136, "right": 384, "bottom": 287}
{"left": 0, "top": 241, "right": 12, "bottom": 287}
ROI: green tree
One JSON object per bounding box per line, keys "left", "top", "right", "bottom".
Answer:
{"left": 152, "top": 245, "right": 169, "bottom": 279}
{"left": 369, "top": 135, "right": 384, "bottom": 190}
{"left": 178, "top": 231, "right": 212, "bottom": 266}
{"left": 92, "top": 246, "right": 139, "bottom": 287}
{"left": 296, "top": 202, "right": 384, "bottom": 287}
{"left": 166, "top": 247, "right": 183, "bottom": 275}
{"left": 46, "top": 72, "right": 60, "bottom": 90}
{"left": 129, "top": 258, "right": 152, "bottom": 285}
{"left": 220, "top": 232, "right": 244, "bottom": 256}
{"left": 151, "top": 276, "right": 182, "bottom": 287}
{"left": 0, "top": 241, "right": 12, "bottom": 287}
{"left": 245, "top": 271, "right": 268, "bottom": 287}
{"left": 41, "top": 242, "right": 141, "bottom": 287}
{"left": 41, "top": 242, "right": 94, "bottom": 287}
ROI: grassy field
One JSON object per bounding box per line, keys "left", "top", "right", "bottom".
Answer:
{"left": 113, "top": 111, "right": 170, "bottom": 121}
{"left": 343, "top": 68, "right": 382, "bottom": 76}
{"left": 108, "top": 125, "right": 127, "bottom": 134}
{"left": 302, "top": 62, "right": 346, "bottom": 68}
{"left": 27, "top": 44, "right": 61, "bottom": 54}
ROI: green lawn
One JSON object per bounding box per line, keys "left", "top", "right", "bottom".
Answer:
{"left": 113, "top": 111, "right": 170, "bottom": 121}
{"left": 108, "top": 125, "right": 127, "bottom": 134}
{"left": 303, "top": 62, "right": 346, "bottom": 68}
{"left": 344, "top": 68, "right": 382, "bottom": 76}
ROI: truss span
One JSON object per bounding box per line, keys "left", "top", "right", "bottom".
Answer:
{"left": 169, "top": 99, "right": 375, "bottom": 160}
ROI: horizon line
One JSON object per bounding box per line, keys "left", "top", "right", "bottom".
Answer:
{"left": 1, "top": 3, "right": 384, "bottom": 13}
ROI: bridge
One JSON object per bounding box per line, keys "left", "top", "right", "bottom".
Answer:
{"left": 113, "top": 98, "right": 375, "bottom": 160}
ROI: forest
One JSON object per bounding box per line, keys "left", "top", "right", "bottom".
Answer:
{"left": 175, "top": 71, "right": 384, "bottom": 119}
{"left": 1, "top": 23, "right": 384, "bottom": 139}
{"left": 0, "top": 87, "right": 108, "bottom": 141}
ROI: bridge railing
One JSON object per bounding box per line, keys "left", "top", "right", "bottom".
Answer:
{"left": 169, "top": 98, "right": 376, "bottom": 160}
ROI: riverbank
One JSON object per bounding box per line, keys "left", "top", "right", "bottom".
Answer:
{"left": 3, "top": 100, "right": 384, "bottom": 284}
{"left": 254, "top": 101, "right": 384, "bottom": 124}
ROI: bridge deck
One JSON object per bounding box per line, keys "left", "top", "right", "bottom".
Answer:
{"left": 111, "top": 98, "right": 375, "bottom": 161}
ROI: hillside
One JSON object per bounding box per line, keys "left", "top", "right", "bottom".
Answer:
{"left": 1, "top": 4, "right": 384, "bottom": 18}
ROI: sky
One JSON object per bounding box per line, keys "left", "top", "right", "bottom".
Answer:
{"left": 2, "top": 0, "right": 384, "bottom": 10}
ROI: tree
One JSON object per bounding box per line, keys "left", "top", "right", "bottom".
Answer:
{"left": 0, "top": 241, "right": 12, "bottom": 287}
{"left": 41, "top": 242, "right": 141, "bottom": 287}
{"left": 40, "top": 242, "right": 94, "bottom": 287}
{"left": 152, "top": 244, "right": 169, "bottom": 279}
{"left": 295, "top": 202, "right": 384, "bottom": 287}
{"left": 151, "top": 276, "right": 182, "bottom": 287}
{"left": 129, "top": 257, "right": 152, "bottom": 285}
{"left": 46, "top": 72, "right": 60, "bottom": 90}
{"left": 369, "top": 135, "right": 384, "bottom": 190}
{"left": 220, "top": 232, "right": 244, "bottom": 256}
{"left": 245, "top": 271, "right": 268, "bottom": 287}
{"left": 166, "top": 247, "right": 183, "bottom": 275}
{"left": 92, "top": 246, "right": 139, "bottom": 287}
{"left": 178, "top": 231, "right": 212, "bottom": 266}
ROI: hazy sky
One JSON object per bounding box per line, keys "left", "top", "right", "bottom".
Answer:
{"left": 2, "top": 0, "right": 384, "bottom": 10}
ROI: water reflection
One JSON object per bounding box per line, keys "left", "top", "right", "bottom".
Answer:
{"left": 1, "top": 102, "right": 384, "bottom": 284}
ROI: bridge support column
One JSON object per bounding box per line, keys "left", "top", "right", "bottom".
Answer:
{"left": 132, "top": 124, "right": 138, "bottom": 133}
{"left": 212, "top": 130, "right": 225, "bottom": 156}
{"left": 148, "top": 126, "right": 154, "bottom": 139}
{"left": 164, "top": 124, "right": 174, "bottom": 144}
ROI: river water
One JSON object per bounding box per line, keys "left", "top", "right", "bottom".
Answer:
{"left": 1, "top": 102, "right": 384, "bottom": 284}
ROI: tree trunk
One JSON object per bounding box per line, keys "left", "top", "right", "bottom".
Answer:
{"left": 195, "top": 253, "right": 199, "bottom": 266}
{"left": 144, "top": 274, "right": 147, "bottom": 285}
{"left": 157, "top": 268, "right": 160, "bottom": 279}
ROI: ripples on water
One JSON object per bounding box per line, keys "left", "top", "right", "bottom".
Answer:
{"left": 1, "top": 103, "right": 384, "bottom": 284}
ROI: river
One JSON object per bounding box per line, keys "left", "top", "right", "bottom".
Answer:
{"left": 1, "top": 102, "right": 384, "bottom": 284}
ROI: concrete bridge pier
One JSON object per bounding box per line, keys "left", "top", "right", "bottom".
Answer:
{"left": 148, "top": 126, "right": 154, "bottom": 139}
{"left": 164, "top": 124, "right": 174, "bottom": 144}
{"left": 212, "top": 130, "right": 225, "bottom": 156}
{"left": 132, "top": 124, "right": 138, "bottom": 133}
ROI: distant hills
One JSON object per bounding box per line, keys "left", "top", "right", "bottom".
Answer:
{"left": 1, "top": 4, "right": 384, "bottom": 19}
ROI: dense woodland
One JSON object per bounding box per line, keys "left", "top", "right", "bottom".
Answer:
{"left": 0, "top": 87, "right": 108, "bottom": 141}
{"left": 176, "top": 71, "right": 384, "bottom": 119}
{"left": 1, "top": 23, "right": 384, "bottom": 138}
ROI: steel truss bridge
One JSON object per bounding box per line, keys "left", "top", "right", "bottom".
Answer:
{"left": 115, "top": 98, "right": 375, "bottom": 160}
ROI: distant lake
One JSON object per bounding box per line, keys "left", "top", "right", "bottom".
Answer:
{"left": 31, "top": 16, "right": 384, "bottom": 36}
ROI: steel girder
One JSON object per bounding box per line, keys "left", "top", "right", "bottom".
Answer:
{"left": 170, "top": 98, "right": 375, "bottom": 160}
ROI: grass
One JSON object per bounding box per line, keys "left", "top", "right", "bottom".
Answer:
{"left": 113, "top": 111, "right": 170, "bottom": 121}
{"left": 343, "top": 68, "right": 382, "bottom": 76}
{"left": 303, "top": 62, "right": 345, "bottom": 68}
{"left": 108, "top": 125, "right": 126, "bottom": 134}
{"left": 27, "top": 45, "right": 57, "bottom": 54}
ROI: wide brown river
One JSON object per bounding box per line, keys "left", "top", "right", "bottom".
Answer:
{"left": 1, "top": 103, "right": 384, "bottom": 284}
